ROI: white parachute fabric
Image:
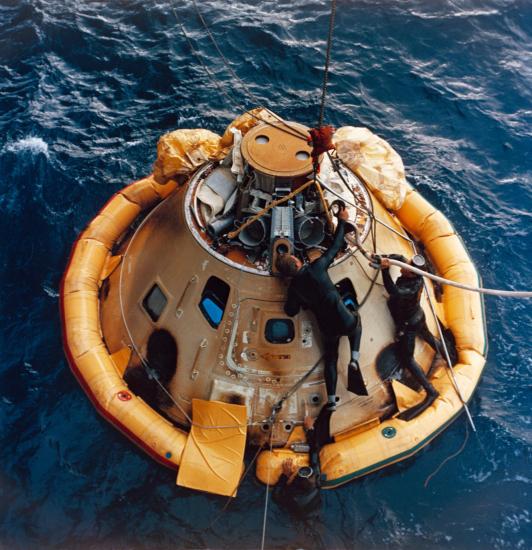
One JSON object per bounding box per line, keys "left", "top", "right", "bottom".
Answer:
{"left": 333, "top": 126, "right": 408, "bottom": 211}
{"left": 153, "top": 108, "right": 278, "bottom": 184}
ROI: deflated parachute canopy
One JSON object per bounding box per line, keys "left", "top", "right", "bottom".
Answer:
{"left": 153, "top": 108, "right": 278, "bottom": 183}
{"left": 332, "top": 126, "right": 408, "bottom": 211}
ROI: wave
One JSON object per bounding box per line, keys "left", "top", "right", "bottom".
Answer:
{"left": 4, "top": 136, "right": 49, "bottom": 158}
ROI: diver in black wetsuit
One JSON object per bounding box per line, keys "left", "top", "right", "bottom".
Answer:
{"left": 277, "top": 206, "right": 366, "bottom": 413}
{"left": 376, "top": 254, "right": 441, "bottom": 420}
{"left": 272, "top": 410, "right": 332, "bottom": 517}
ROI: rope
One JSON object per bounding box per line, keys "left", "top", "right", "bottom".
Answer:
{"left": 207, "top": 445, "right": 263, "bottom": 530}
{"left": 335, "top": 180, "right": 478, "bottom": 430}
{"left": 172, "top": 3, "right": 308, "bottom": 142}
{"left": 273, "top": 354, "right": 324, "bottom": 413}
{"left": 317, "top": 174, "right": 413, "bottom": 243}
{"left": 324, "top": 150, "right": 381, "bottom": 305}
{"left": 387, "top": 258, "right": 532, "bottom": 298}
{"left": 324, "top": 154, "right": 531, "bottom": 298}
{"left": 317, "top": 0, "right": 337, "bottom": 128}
{"left": 424, "top": 418, "right": 469, "bottom": 488}
{"left": 189, "top": 0, "right": 309, "bottom": 141}
{"left": 191, "top": 0, "right": 260, "bottom": 107}
{"left": 390, "top": 228, "right": 479, "bottom": 433}
{"left": 260, "top": 416, "right": 276, "bottom": 550}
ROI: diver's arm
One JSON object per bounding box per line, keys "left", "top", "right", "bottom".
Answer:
{"left": 381, "top": 267, "right": 397, "bottom": 296}
{"left": 284, "top": 282, "right": 302, "bottom": 316}
{"left": 316, "top": 219, "right": 346, "bottom": 269}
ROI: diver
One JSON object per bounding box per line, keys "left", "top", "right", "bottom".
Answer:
{"left": 276, "top": 204, "right": 367, "bottom": 415}
{"left": 272, "top": 411, "right": 332, "bottom": 517}
{"left": 372, "top": 253, "right": 441, "bottom": 421}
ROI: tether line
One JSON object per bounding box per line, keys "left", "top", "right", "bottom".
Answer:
{"left": 318, "top": 0, "right": 337, "bottom": 127}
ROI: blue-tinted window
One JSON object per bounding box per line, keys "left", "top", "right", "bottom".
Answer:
{"left": 199, "top": 276, "right": 230, "bottom": 329}
{"left": 265, "top": 319, "right": 295, "bottom": 344}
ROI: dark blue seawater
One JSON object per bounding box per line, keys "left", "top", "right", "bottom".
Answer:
{"left": 1, "top": 1, "right": 531, "bottom": 548}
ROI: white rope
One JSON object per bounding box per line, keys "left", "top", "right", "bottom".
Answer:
{"left": 387, "top": 259, "right": 532, "bottom": 298}
{"left": 260, "top": 417, "right": 276, "bottom": 550}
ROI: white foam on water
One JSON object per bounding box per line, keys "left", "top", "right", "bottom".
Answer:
{"left": 5, "top": 136, "right": 50, "bottom": 158}
{"left": 43, "top": 284, "right": 59, "bottom": 298}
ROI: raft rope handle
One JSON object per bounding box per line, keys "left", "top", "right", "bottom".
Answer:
{"left": 405, "top": 239, "right": 479, "bottom": 433}
{"left": 349, "top": 224, "right": 479, "bottom": 432}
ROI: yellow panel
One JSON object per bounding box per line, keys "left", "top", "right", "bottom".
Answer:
{"left": 177, "top": 399, "right": 247, "bottom": 497}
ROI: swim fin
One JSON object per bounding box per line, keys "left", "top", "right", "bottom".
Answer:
{"left": 397, "top": 391, "right": 438, "bottom": 421}
{"left": 347, "top": 361, "right": 368, "bottom": 396}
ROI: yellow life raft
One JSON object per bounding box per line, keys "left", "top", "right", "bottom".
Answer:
{"left": 61, "top": 111, "right": 487, "bottom": 496}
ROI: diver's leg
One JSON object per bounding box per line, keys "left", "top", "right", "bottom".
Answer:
{"left": 417, "top": 315, "right": 444, "bottom": 356}
{"left": 308, "top": 405, "right": 333, "bottom": 476}
{"left": 397, "top": 328, "right": 439, "bottom": 421}
{"left": 346, "top": 316, "right": 368, "bottom": 395}
{"left": 347, "top": 315, "right": 362, "bottom": 362}
{"left": 323, "top": 336, "right": 339, "bottom": 410}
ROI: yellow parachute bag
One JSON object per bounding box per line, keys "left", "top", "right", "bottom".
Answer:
{"left": 153, "top": 108, "right": 279, "bottom": 183}
{"left": 153, "top": 128, "right": 222, "bottom": 183}
{"left": 333, "top": 126, "right": 408, "bottom": 211}
{"left": 219, "top": 107, "right": 278, "bottom": 148}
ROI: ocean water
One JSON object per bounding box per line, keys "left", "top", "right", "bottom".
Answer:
{"left": 0, "top": 1, "right": 531, "bottom": 548}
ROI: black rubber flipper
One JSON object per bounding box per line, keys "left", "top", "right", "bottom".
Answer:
{"left": 375, "top": 344, "right": 422, "bottom": 391}
{"left": 397, "top": 391, "right": 439, "bottom": 421}
{"left": 347, "top": 361, "right": 369, "bottom": 396}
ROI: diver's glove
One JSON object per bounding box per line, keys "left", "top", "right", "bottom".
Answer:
{"left": 369, "top": 254, "right": 382, "bottom": 269}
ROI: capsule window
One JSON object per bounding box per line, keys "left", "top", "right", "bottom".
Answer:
{"left": 265, "top": 319, "right": 295, "bottom": 344}
{"left": 142, "top": 284, "right": 168, "bottom": 322}
{"left": 199, "top": 276, "right": 230, "bottom": 329}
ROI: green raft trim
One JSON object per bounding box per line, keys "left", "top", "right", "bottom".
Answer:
{"left": 322, "top": 406, "right": 466, "bottom": 489}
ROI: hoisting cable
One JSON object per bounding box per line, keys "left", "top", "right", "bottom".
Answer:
{"left": 317, "top": 0, "right": 337, "bottom": 128}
